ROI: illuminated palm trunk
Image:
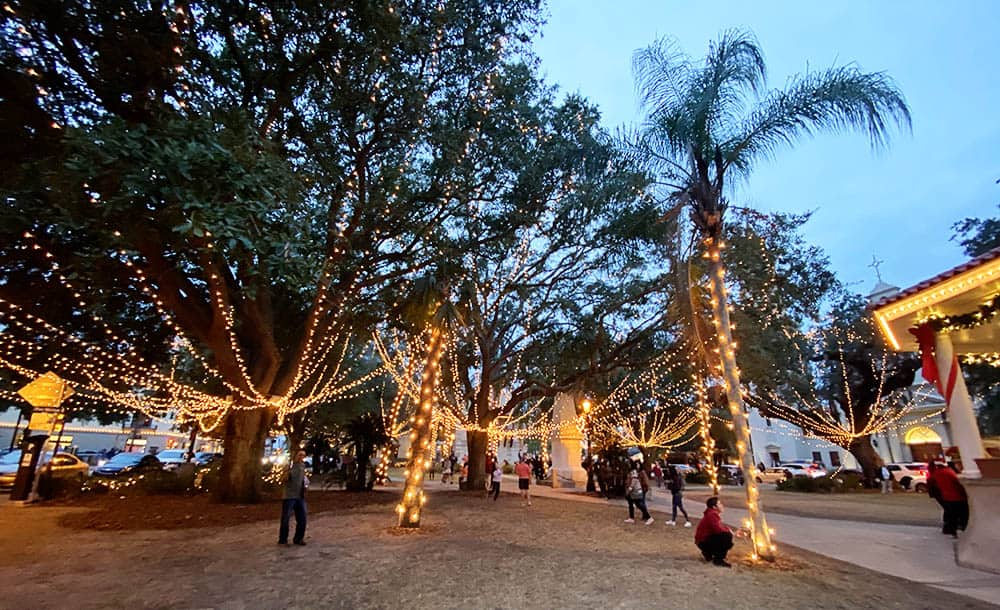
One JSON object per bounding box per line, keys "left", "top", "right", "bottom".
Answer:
{"left": 396, "top": 327, "right": 445, "bottom": 528}
{"left": 704, "top": 238, "right": 775, "bottom": 561}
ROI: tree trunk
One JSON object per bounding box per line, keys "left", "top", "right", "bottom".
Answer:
{"left": 397, "top": 328, "right": 445, "bottom": 528}
{"left": 215, "top": 408, "right": 272, "bottom": 504}
{"left": 705, "top": 236, "right": 775, "bottom": 561}
{"left": 352, "top": 444, "right": 372, "bottom": 491}
{"left": 465, "top": 429, "right": 488, "bottom": 491}
{"left": 285, "top": 411, "right": 306, "bottom": 462}
{"left": 848, "top": 435, "right": 881, "bottom": 486}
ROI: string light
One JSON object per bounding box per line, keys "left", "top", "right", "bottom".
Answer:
{"left": 397, "top": 323, "right": 446, "bottom": 528}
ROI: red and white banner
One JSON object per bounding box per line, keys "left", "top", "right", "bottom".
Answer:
{"left": 910, "top": 323, "right": 959, "bottom": 404}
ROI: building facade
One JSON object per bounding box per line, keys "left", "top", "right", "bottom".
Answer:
{"left": 0, "top": 408, "right": 190, "bottom": 454}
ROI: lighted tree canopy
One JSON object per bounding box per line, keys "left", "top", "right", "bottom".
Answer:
{"left": 0, "top": 0, "right": 571, "bottom": 502}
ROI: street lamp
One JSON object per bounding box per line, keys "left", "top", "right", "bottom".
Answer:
{"left": 581, "top": 398, "right": 595, "bottom": 492}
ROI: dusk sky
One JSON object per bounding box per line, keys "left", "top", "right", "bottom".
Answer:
{"left": 533, "top": 1, "right": 1000, "bottom": 297}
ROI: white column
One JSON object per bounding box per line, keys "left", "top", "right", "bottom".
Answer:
{"left": 934, "top": 332, "right": 986, "bottom": 478}
{"left": 548, "top": 393, "right": 587, "bottom": 488}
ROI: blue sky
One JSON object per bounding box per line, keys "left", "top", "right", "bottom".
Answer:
{"left": 533, "top": 1, "right": 1000, "bottom": 296}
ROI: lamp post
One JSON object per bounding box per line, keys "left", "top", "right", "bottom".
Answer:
{"left": 582, "top": 398, "right": 595, "bottom": 492}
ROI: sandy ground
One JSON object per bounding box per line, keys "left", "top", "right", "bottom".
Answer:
{"left": 0, "top": 489, "right": 992, "bottom": 610}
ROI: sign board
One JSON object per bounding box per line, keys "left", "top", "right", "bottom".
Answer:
{"left": 28, "top": 410, "right": 64, "bottom": 432}
{"left": 18, "top": 372, "right": 74, "bottom": 408}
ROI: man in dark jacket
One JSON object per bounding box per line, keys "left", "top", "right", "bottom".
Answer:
{"left": 927, "top": 461, "right": 969, "bottom": 537}
{"left": 694, "top": 497, "right": 734, "bottom": 567}
{"left": 279, "top": 450, "right": 308, "bottom": 545}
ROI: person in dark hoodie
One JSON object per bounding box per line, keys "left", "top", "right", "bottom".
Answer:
{"left": 694, "top": 496, "right": 733, "bottom": 567}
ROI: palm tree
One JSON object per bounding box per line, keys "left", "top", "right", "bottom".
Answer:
{"left": 393, "top": 275, "right": 465, "bottom": 528}
{"left": 633, "top": 29, "right": 910, "bottom": 560}
{"left": 343, "top": 412, "right": 391, "bottom": 491}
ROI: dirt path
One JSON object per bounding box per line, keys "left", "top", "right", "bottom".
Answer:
{"left": 0, "top": 490, "right": 992, "bottom": 610}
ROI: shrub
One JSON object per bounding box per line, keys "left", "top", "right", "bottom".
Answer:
{"left": 86, "top": 465, "right": 205, "bottom": 496}
{"left": 776, "top": 474, "right": 862, "bottom": 493}
{"left": 501, "top": 463, "right": 514, "bottom": 475}
{"left": 138, "top": 469, "right": 194, "bottom": 494}
{"left": 38, "top": 473, "right": 85, "bottom": 500}
{"left": 831, "top": 473, "right": 864, "bottom": 491}
{"left": 195, "top": 462, "right": 221, "bottom": 492}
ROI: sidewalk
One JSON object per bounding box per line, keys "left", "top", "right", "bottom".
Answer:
{"left": 505, "top": 477, "right": 1000, "bottom": 607}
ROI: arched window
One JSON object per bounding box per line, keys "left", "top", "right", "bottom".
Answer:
{"left": 904, "top": 426, "right": 942, "bottom": 445}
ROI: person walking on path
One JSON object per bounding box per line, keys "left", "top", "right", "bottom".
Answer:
{"left": 694, "top": 497, "right": 734, "bottom": 567}
{"left": 278, "top": 450, "right": 309, "bottom": 546}
{"left": 665, "top": 465, "right": 691, "bottom": 527}
{"left": 515, "top": 456, "right": 533, "bottom": 506}
{"left": 927, "top": 461, "right": 969, "bottom": 537}
{"left": 624, "top": 461, "right": 653, "bottom": 524}
{"left": 880, "top": 463, "right": 893, "bottom": 494}
{"left": 489, "top": 462, "right": 503, "bottom": 501}
{"left": 597, "top": 460, "right": 612, "bottom": 498}
{"left": 440, "top": 457, "right": 452, "bottom": 485}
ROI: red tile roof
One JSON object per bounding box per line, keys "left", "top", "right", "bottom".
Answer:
{"left": 871, "top": 246, "right": 1000, "bottom": 309}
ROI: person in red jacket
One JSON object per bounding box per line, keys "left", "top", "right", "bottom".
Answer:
{"left": 694, "top": 496, "right": 734, "bottom": 567}
{"left": 927, "top": 461, "right": 969, "bottom": 537}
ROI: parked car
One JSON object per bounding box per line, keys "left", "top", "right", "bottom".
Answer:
{"left": 194, "top": 452, "right": 223, "bottom": 466}
{"left": 718, "top": 464, "right": 744, "bottom": 481}
{"left": 91, "top": 453, "right": 162, "bottom": 478}
{"left": 755, "top": 467, "right": 789, "bottom": 484}
{"left": 778, "top": 462, "right": 827, "bottom": 478}
{"left": 0, "top": 451, "right": 90, "bottom": 488}
{"left": 155, "top": 449, "right": 191, "bottom": 470}
{"left": 75, "top": 450, "right": 110, "bottom": 468}
{"left": 886, "top": 462, "right": 928, "bottom": 492}
{"left": 668, "top": 463, "right": 696, "bottom": 476}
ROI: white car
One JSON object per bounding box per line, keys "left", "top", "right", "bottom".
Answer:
{"left": 0, "top": 451, "right": 90, "bottom": 488}
{"left": 667, "top": 464, "right": 696, "bottom": 476}
{"left": 886, "top": 462, "right": 928, "bottom": 493}
{"left": 155, "top": 449, "right": 191, "bottom": 470}
{"left": 778, "top": 462, "right": 827, "bottom": 478}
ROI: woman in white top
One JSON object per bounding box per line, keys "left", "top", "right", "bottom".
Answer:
{"left": 490, "top": 465, "right": 503, "bottom": 501}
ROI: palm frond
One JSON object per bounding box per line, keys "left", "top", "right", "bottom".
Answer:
{"left": 688, "top": 28, "right": 767, "bottom": 143}
{"left": 723, "top": 65, "right": 911, "bottom": 175}
{"left": 633, "top": 37, "right": 691, "bottom": 125}
{"left": 635, "top": 30, "right": 768, "bottom": 170}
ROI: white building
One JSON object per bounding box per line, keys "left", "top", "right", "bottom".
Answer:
{"left": 0, "top": 408, "right": 189, "bottom": 454}
{"left": 748, "top": 384, "right": 952, "bottom": 469}
{"left": 747, "top": 279, "right": 956, "bottom": 469}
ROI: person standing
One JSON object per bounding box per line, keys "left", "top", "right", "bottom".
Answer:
{"left": 927, "top": 461, "right": 969, "bottom": 537}
{"left": 459, "top": 461, "right": 469, "bottom": 489}
{"left": 440, "top": 457, "right": 452, "bottom": 484}
{"left": 490, "top": 462, "right": 503, "bottom": 501}
{"left": 278, "top": 450, "right": 308, "bottom": 546}
{"left": 485, "top": 453, "right": 496, "bottom": 492}
{"left": 623, "top": 461, "right": 653, "bottom": 525}
{"left": 880, "top": 463, "right": 893, "bottom": 494}
{"left": 515, "top": 455, "right": 533, "bottom": 506}
{"left": 652, "top": 461, "right": 664, "bottom": 488}
{"left": 665, "top": 465, "right": 691, "bottom": 527}
{"left": 694, "top": 497, "right": 734, "bottom": 567}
